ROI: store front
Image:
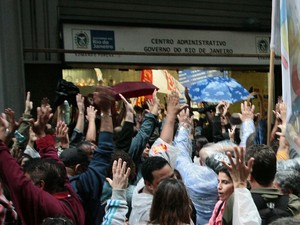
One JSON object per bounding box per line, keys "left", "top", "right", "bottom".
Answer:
{"left": 59, "top": 23, "right": 281, "bottom": 115}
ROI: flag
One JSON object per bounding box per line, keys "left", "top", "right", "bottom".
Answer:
{"left": 152, "top": 70, "right": 185, "bottom": 96}
{"left": 136, "top": 70, "right": 153, "bottom": 107}
{"left": 278, "top": 0, "right": 300, "bottom": 153}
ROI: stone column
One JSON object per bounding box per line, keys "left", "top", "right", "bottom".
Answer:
{"left": 0, "top": 0, "right": 25, "bottom": 117}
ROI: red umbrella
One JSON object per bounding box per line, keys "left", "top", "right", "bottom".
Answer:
{"left": 111, "top": 81, "right": 159, "bottom": 100}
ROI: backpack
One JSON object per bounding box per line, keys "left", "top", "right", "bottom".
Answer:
{"left": 252, "top": 193, "right": 293, "bottom": 225}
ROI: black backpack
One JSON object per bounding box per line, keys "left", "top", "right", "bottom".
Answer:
{"left": 252, "top": 193, "right": 293, "bottom": 225}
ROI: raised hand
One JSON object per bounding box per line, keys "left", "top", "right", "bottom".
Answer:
{"left": 0, "top": 113, "right": 9, "bottom": 142}
{"left": 167, "top": 91, "right": 188, "bottom": 116}
{"left": 106, "top": 158, "right": 131, "bottom": 190}
{"left": 119, "top": 94, "right": 134, "bottom": 123}
{"left": 86, "top": 105, "right": 97, "bottom": 121}
{"left": 222, "top": 147, "right": 254, "bottom": 188}
{"left": 279, "top": 102, "right": 287, "bottom": 124}
{"left": 85, "top": 105, "right": 98, "bottom": 142}
{"left": 24, "top": 92, "right": 33, "bottom": 114}
{"left": 31, "top": 105, "right": 53, "bottom": 137}
{"left": 76, "top": 93, "right": 85, "bottom": 114}
{"left": 55, "top": 121, "right": 69, "bottom": 149}
{"left": 177, "top": 108, "right": 193, "bottom": 132}
{"left": 228, "top": 125, "right": 236, "bottom": 142}
{"left": 41, "top": 97, "right": 50, "bottom": 107}
{"left": 223, "top": 101, "right": 230, "bottom": 116}
{"left": 4, "top": 108, "right": 19, "bottom": 133}
{"left": 216, "top": 101, "right": 225, "bottom": 115}
{"left": 146, "top": 89, "right": 160, "bottom": 116}
{"left": 239, "top": 101, "right": 255, "bottom": 122}
{"left": 119, "top": 94, "right": 134, "bottom": 114}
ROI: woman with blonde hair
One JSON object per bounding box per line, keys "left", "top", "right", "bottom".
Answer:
{"left": 149, "top": 178, "right": 194, "bottom": 225}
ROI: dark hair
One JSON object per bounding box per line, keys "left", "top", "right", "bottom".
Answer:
{"left": 76, "top": 140, "right": 96, "bottom": 160}
{"left": 149, "top": 178, "right": 192, "bottom": 225}
{"left": 195, "top": 136, "right": 208, "bottom": 150}
{"left": 173, "top": 169, "right": 182, "bottom": 180}
{"left": 217, "top": 164, "right": 232, "bottom": 180}
{"left": 23, "top": 158, "right": 67, "bottom": 194}
{"left": 275, "top": 169, "right": 300, "bottom": 196}
{"left": 107, "top": 150, "right": 136, "bottom": 183}
{"left": 59, "top": 147, "right": 89, "bottom": 169}
{"left": 41, "top": 216, "right": 74, "bottom": 225}
{"left": 77, "top": 140, "right": 95, "bottom": 150}
{"left": 141, "top": 156, "right": 170, "bottom": 183}
{"left": 269, "top": 217, "right": 300, "bottom": 225}
{"left": 17, "top": 153, "right": 33, "bottom": 167}
{"left": 270, "top": 139, "right": 279, "bottom": 154}
{"left": 245, "top": 144, "right": 276, "bottom": 186}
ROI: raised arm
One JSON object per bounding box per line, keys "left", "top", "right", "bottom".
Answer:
{"left": 128, "top": 90, "right": 160, "bottom": 162}
{"left": 102, "top": 159, "right": 131, "bottom": 225}
{"left": 69, "top": 94, "right": 86, "bottom": 146}
{"left": 174, "top": 108, "right": 219, "bottom": 225}
{"left": 213, "top": 101, "right": 227, "bottom": 143}
{"left": 30, "top": 104, "right": 61, "bottom": 161}
{"left": 160, "top": 91, "right": 187, "bottom": 144}
{"left": 222, "top": 147, "right": 261, "bottom": 225}
{"left": 13, "top": 92, "right": 33, "bottom": 150}
{"left": 75, "top": 94, "right": 85, "bottom": 133}
{"left": 174, "top": 107, "right": 193, "bottom": 159}
{"left": 85, "top": 105, "right": 97, "bottom": 142}
{"left": 74, "top": 86, "right": 115, "bottom": 218}
{"left": 55, "top": 120, "right": 69, "bottom": 150}
{"left": 0, "top": 111, "right": 60, "bottom": 224}
{"left": 239, "top": 101, "right": 255, "bottom": 147}
{"left": 114, "top": 94, "right": 135, "bottom": 153}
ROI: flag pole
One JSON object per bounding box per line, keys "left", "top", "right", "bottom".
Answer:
{"left": 267, "top": 0, "right": 278, "bottom": 145}
{"left": 267, "top": 50, "right": 275, "bottom": 145}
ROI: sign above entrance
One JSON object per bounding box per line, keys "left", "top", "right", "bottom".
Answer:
{"left": 63, "top": 24, "right": 277, "bottom": 65}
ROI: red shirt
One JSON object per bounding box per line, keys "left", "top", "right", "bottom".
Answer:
{"left": 0, "top": 136, "right": 85, "bottom": 225}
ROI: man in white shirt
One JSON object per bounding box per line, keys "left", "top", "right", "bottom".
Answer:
{"left": 129, "top": 156, "right": 175, "bottom": 225}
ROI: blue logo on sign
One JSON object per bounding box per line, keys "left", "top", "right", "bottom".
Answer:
{"left": 91, "top": 30, "right": 115, "bottom": 50}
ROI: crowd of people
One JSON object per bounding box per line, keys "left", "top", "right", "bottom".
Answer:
{"left": 0, "top": 81, "right": 300, "bottom": 225}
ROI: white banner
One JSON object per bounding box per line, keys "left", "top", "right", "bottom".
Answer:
{"left": 62, "top": 24, "right": 278, "bottom": 65}
{"left": 281, "top": 0, "right": 300, "bottom": 153}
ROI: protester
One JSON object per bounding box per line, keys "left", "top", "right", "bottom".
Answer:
{"left": 129, "top": 156, "right": 175, "bottom": 225}
{"left": 174, "top": 108, "right": 218, "bottom": 225}
{"left": 0, "top": 104, "right": 85, "bottom": 225}
{"left": 213, "top": 101, "right": 231, "bottom": 143}
{"left": 60, "top": 86, "right": 115, "bottom": 225}
{"left": 222, "top": 144, "right": 300, "bottom": 225}
{"left": 222, "top": 147, "right": 261, "bottom": 225}
{"left": 149, "top": 178, "right": 194, "bottom": 225}
{"left": 208, "top": 166, "right": 234, "bottom": 225}
{"left": 2, "top": 75, "right": 300, "bottom": 225}
{"left": 102, "top": 158, "right": 131, "bottom": 225}
{"left": 100, "top": 91, "right": 159, "bottom": 222}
